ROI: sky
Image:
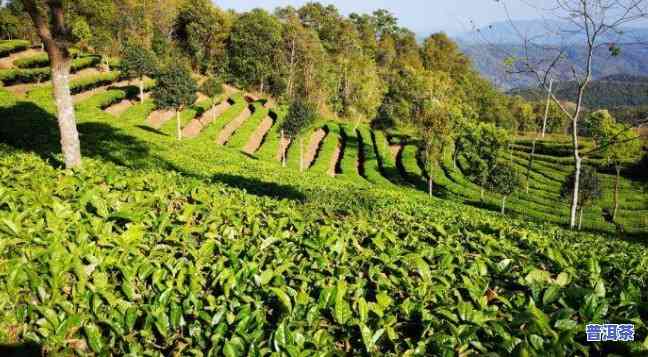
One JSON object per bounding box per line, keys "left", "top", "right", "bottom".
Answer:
{"left": 213, "top": 0, "right": 552, "bottom": 35}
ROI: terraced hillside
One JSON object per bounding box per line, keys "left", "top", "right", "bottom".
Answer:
{"left": 1, "top": 43, "right": 648, "bottom": 355}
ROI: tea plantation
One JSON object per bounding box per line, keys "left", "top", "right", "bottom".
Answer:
{"left": 0, "top": 43, "right": 647, "bottom": 356}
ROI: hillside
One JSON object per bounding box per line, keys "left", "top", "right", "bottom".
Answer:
{"left": 1, "top": 38, "right": 648, "bottom": 355}
{"left": 510, "top": 75, "right": 648, "bottom": 110}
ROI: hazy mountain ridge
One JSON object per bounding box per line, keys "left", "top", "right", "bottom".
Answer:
{"left": 451, "top": 20, "right": 648, "bottom": 91}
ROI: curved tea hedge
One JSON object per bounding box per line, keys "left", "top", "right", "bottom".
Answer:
{"left": 0, "top": 81, "right": 647, "bottom": 356}
{"left": 0, "top": 40, "right": 30, "bottom": 57}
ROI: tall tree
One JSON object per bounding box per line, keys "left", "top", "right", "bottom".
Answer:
{"left": 561, "top": 166, "right": 602, "bottom": 230}
{"left": 121, "top": 44, "right": 158, "bottom": 104}
{"left": 487, "top": 163, "right": 522, "bottom": 215}
{"left": 497, "top": 0, "right": 648, "bottom": 229}
{"left": 415, "top": 71, "right": 457, "bottom": 196}
{"left": 458, "top": 122, "right": 510, "bottom": 200}
{"left": 420, "top": 32, "right": 470, "bottom": 75}
{"left": 586, "top": 110, "right": 642, "bottom": 219}
{"left": 21, "top": 0, "right": 81, "bottom": 168}
{"left": 152, "top": 64, "right": 198, "bottom": 140}
{"left": 200, "top": 75, "right": 224, "bottom": 122}
{"left": 228, "top": 8, "right": 283, "bottom": 93}
{"left": 174, "top": 0, "right": 231, "bottom": 73}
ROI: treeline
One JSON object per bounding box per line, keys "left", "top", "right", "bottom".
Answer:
{"left": 1, "top": 0, "right": 524, "bottom": 129}
{"left": 511, "top": 75, "right": 648, "bottom": 126}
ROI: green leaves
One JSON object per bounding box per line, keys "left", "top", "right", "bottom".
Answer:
{"left": 83, "top": 323, "right": 104, "bottom": 353}
{"left": 334, "top": 280, "right": 352, "bottom": 325}
{"left": 0, "top": 114, "right": 646, "bottom": 357}
{"left": 270, "top": 288, "right": 293, "bottom": 315}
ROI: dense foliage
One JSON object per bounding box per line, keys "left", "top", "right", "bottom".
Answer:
{"left": 152, "top": 65, "right": 197, "bottom": 112}
{"left": 280, "top": 99, "right": 318, "bottom": 138}
{"left": 0, "top": 83, "right": 647, "bottom": 355}
{"left": 0, "top": 0, "right": 518, "bottom": 131}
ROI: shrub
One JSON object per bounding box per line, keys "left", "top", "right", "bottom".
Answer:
{"left": 0, "top": 39, "right": 29, "bottom": 57}
{"left": 280, "top": 98, "right": 317, "bottom": 138}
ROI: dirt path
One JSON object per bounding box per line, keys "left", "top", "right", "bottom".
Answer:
{"left": 223, "top": 84, "right": 239, "bottom": 95}
{"left": 196, "top": 93, "right": 208, "bottom": 103}
{"left": 216, "top": 105, "right": 252, "bottom": 145}
{"left": 182, "top": 100, "right": 233, "bottom": 138}
{"left": 243, "top": 116, "right": 274, "bottom": 154}
{"left": 104, "top": 99, "right": 135, "bottom": 116}
{"left": 303, "top": 128, "right": 327, "bottom": 169}
{"left": 329, "top": 144, "right": 342, "bottom": 177}
{"left": 0, "top": 48, "right": 42, "bottom": 69}
{"left": 389, "top": 144, "right": 403, "bottom": 161}
{"left": 276, "top": 137, "right": 292, "bottom": 162}
{"left": 146, "top": 109, "right": 175, "bottom": 129}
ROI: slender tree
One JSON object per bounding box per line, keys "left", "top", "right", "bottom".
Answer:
{"left": 21, "top": 0, "right": 81, "bottom": 168}
{"left": 200, "top": 75, "right": 224, "bottom": 122}
{"left": 459, "top": 122, "right": 510, "bottom": 200}
{"left": 495, "top": 0, "right": 648, "bottom": 229}
{"left": 561, "top": 166, "right": 602, "bottom": 230}
{"left": 121, "top": 44, "right": 158, "bottom": 104}
{"left": 152, "top": 64, "right": 197, "bottom": 140}
{"left": 586, "top": 110, "right": 642, "bottom": 219}
{"left": 280, "top": 98, "right": 317, "bottom": 171}
{"left": 487, "top": 163, "right": 522, "bottom": 215}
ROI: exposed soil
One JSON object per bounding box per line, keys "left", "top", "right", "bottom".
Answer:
{"left": 195, "top": 93, "right": 208, "bottom": 103}
{"left": 181, "top": 118, "right": 203, "bottom": 139}
{"left": 104, "top": 99, "right": 134, "bottom": 116}
{"left": 0, "top": 48, "right": 43, "bottom": 69}
{"left": 216, "top": 105, "right": 252, "bottom": 145}
{"left": 329, "top": 144, "right": 342, "bottom": 177}
{"left": 303, "top": 128, "right": 327, "bottom": 169}
{"left": 243, "top": 116, "right": 274, "bottom": 154}
{"left": 181, "top": 99, "right": 233, "bottom": 139}
{"left": 200, "top": 100, "right": 232, "bottom": 126}
{"left": 389, "top": 144, "right": 403, "bottom": 161}
{"left": 391, "top": 143, "right": 408, "bottom": 181}
{"left": 276, "top": 137, "right": 292, "bottom": 162}
{"left": 146, "top": 109, "right": 175, "bottom": 129}
{"left": 223, "top": 84, "right": 239, "bottom": 95}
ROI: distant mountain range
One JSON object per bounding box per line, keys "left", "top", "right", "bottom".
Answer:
{"left": 450, "top": 20, "right": 648, "bottom": 91}
{"left": 455, "top": 19, "right": 648, "bottom": 46}
{"left": 510, "top": 74, "right": 648, "bottom": 109}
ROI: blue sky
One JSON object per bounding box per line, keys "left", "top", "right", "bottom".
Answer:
{"left": 213, "top": 0, "right": 551, "bottom": 35}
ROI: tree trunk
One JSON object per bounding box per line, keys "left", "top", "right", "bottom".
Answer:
{"left": 259, "top": 79, "right": 264, "bottom": 95}
{"left": 613, "top": 165, "right": 621, "bottom": 220}
{"left": 299, "top": 137, "right": 304, "bottom": 172}
{"left": 176, "top": 110, "right": 182, "bottom": 141}
{"left": 139, "top": 77, "right": 144, "bottom": 104}
{"left": 501, "top": 196, "right": 507, "bottom": 215}
{"left": 578, "top": 207, "right": 584, "bottom": 231}
{"left": 526, "top": 136, "right": 537, "bottom": 194}
{"left": 480, "top": 186, "right": 485, "bottom": 201}
{"left": 51, "top": 54, "right": 82, "bottom": 169}
{"left": 542, "top": 78, "right": 553, "bottom": 138}
{"left": 23, "top": 0, "right": 82, "bottom": 169}
{"left": 428, "top": 174, "right": 433, "bottom": 197}
{"left": 281, "top": 129, "right": 286, "bottom": 167}
{"left": 567, "top": 36, "right": 594, "bottom": 229}
{"left": 570, "top": 143, "right": 582, "bottom": 229}
{"left": 287, "top": 37, "right": 295, "bottom": 99}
